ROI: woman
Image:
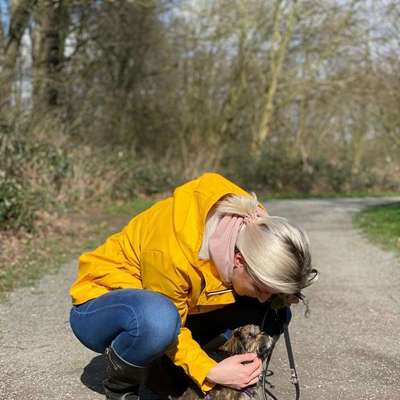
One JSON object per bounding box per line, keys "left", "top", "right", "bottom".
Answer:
{"left": 69, "top": 173, "right": 316, "bottom": 400}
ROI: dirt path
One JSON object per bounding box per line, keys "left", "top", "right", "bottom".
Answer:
{"left": 1, "top": 198, "right": 399, "bottom": 400}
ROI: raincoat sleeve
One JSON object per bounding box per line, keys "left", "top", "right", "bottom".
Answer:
{"left": 141, "top": 250, "right": 217, "bottom": 393}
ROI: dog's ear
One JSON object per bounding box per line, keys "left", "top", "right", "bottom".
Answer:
{"left": 219, "top": 328, "right": 244, "bottom": 355}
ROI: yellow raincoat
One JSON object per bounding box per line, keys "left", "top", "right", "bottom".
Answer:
{"left": 69, "top": 173, "right": 251, "bottom": 392}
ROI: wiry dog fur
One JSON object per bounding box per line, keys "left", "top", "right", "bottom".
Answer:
{"left": 147, "top": 325, "right": 276, "bottom": 400}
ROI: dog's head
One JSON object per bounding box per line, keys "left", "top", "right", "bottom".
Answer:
{"left": 220, "top": 324, "right": 275, "bottom": 360}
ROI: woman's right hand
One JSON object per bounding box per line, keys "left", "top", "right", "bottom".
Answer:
{"left": 205, "top": 353, "right": 262, "bottom": 390}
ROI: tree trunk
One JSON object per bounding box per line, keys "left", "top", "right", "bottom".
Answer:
{"left": 33, "top": 0, "right": 65, "bottom": 112}
{"left": 251, "top": 0, "right": 298, "bottom": 156}
{"left": 0, "top": 0, "right": 37, "bottom": 125}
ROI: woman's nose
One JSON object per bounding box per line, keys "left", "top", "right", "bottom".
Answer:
{"left": 258, "top": 291, "right": 272, "bottom": 303}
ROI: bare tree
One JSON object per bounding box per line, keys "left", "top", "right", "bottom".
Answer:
{"left": 0, "top": 0, "right": 37, "bottom": 123}
{"left": 33, "top": 0, "right": 66, "bottom": 111}
{"left": 251, "top": 0, "right": 298, "bottom": 155}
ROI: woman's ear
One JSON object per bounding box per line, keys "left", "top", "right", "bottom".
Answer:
{"left": 233, "top": 251, "right": 246, "bottom": 269}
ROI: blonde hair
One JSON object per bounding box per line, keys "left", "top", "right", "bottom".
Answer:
{"left": 216, "top": 194, "right": 314, "bottom": 294}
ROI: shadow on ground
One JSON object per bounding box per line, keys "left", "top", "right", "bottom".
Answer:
{"left": 81, "top": 355, "right": 106, "bottom": 394}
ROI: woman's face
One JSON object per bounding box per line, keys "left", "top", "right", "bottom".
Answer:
{"left": 231, "top": 252, "right": 279, "bottom": 303}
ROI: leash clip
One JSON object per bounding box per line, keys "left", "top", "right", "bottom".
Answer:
{"left": 289, "top": 368, "right": 298, "bottom": 385}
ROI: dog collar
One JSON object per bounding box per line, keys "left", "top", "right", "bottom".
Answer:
{"left": 242, "top": 387, "right": 256, "bottom": 397}
{"left": 204, "top": 386, "right": 255, "bottom": 400}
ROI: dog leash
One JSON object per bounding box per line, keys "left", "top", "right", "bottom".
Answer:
{"left": 262, "top": 323, "right": 300, "bottom": 400}
{"left": 283, "top": 324, "right": 300, "bottom": 399}
{"left": 261, "top": 270, "right": 319, "bottom": 400}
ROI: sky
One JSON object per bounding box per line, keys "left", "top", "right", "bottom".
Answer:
{"left": 0, "top": 0, "right": 9, "bottom": 32}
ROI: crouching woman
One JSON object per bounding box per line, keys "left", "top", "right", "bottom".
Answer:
{"left": 69, "top": 173, "right": 317, "bottom": 399}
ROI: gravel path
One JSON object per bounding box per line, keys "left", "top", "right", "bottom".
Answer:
{"left": 1, "top": 198, "right": 399, "bottom": 400}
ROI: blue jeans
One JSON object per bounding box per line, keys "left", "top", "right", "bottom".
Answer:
{"left": 70, "top": 289, "right": 181, "bottom": 366}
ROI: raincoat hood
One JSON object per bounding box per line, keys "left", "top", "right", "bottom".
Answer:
{"left": 172, "top": 172, "right": 249, "bottom": 269}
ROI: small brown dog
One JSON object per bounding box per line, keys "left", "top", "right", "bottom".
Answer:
{"left": 149, "top": 325, "right": 276, "bottom": 400}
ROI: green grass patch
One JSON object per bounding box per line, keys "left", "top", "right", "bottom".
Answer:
{"left": 0, "top": 198, "right": 154, "bottom": 302}
{"left": 353, "top": 202, "right": 400, "bottom": 253}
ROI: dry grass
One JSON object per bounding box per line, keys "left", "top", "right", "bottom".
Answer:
{"left": 0, "top": 198, "right": 154, "bottom": 301}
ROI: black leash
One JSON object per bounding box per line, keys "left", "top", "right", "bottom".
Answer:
{"left": 283, "top": 324, "right": 300, "bottom": 400}
{"left": 262, "top": 323, "right": 300, "bottom": 400}
{"left": 261, "top": 269, "right": 319, "bottom": 399}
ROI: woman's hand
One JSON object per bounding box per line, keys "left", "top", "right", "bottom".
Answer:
{"left": 206, "top": 353, "right": 262, "bottom": 390}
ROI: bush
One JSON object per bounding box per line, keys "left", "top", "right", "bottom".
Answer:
{"left": 225, "top": 149, "right": 316, "bottom": 194}
{"left": 0, "top": 131, "right": 71, "bottom": 231}
{"left": 0, "top": 176, "right": 37, "bottom": 231}
{"left": 113, "top": 156, "right": 179, "bottom": 198}
{"left": 224, "top": 145, "right": 396, "bottom": 195}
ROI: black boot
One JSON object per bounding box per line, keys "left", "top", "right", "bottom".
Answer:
{"left": 103, "top": 347, "right": 148, "bottom": 400}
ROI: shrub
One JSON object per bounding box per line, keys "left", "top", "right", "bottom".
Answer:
{"left": 110, "top": 153, "right": 180, "bottom": 199}
{"left": 0, "top": 131, "right": 71, "bottom": 231}
{"left": 0, "top": 176, "right": 37, "bottom": 231}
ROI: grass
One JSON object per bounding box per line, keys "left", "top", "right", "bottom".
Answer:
{"left": 0, "top": 198, "right": 154, "bottom": 302}
{"left": 353, "top": 202, "right": 400, "bottom": 254}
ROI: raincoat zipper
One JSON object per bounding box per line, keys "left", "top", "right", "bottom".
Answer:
{"left": 206, "top": 288, "right": 233, "bottom": 297}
